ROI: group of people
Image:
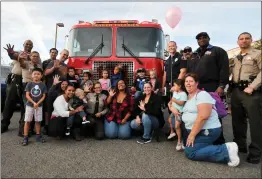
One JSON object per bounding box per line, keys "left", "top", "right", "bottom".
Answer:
{"left": 1, "top": 31, "right": 261, "bottom": 167}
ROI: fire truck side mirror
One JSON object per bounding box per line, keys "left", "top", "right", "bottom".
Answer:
{"left": 164, "top": 50, "right": 169, "bottom": 57}
{"left": 164, "top": 34, "right": 170, "bottom": 57}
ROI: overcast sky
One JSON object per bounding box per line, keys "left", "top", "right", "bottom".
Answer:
{"left": 1, "top": 2, "right": 261, "bottom": 65}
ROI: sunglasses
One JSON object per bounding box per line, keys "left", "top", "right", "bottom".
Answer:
{"left": 184, "top": 50, "right": 192, "bottom": 53}
{"left": 197, "top": 36, "right": 208, "bottom": 40}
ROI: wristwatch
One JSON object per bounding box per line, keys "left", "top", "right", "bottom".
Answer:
{"left": 219, "top": 85, "right": 225, "bottom": 90}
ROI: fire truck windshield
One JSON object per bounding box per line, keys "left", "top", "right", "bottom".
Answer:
{"left": 116, "top": 27, "right": 164, "bottom": 59}
{"left": 68, "top": 27, "right": 112, "bottom": 57}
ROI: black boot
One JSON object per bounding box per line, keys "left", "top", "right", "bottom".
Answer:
{"left": 73, "top": 128, "right": 81, "bottom": 141}
{"left": 41, "top": 126, "right": 48, "bottom": 135}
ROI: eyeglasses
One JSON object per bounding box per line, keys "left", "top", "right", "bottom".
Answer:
{"left": 94, "top": 87, "right": 101, "bottom": 89}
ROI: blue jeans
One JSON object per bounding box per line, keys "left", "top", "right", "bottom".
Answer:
{"left": 104, "top": 120, "right": 131, "bottom": 139}
{"left": 67, "top": 111, "right": 86, "bottom": 128}
{"left": 130, "top": 113, "right": 159, "bottom": 139}
{"left": 184, "top": 127, "right": 230, "bottom": 164}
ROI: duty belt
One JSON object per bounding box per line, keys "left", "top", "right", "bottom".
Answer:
{"left": 230, "top": 80, "right": 249, "bottom": 91}
{"left": 230, "top": 81, "right": 262, "bottom": 92}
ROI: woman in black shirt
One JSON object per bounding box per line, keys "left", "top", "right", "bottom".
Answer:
{"left": 130, "top": 82, "right": 165, "bottom": 144}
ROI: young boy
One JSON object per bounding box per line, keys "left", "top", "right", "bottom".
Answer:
{"left": 67, "top": 67, "right": 80, "bottom": 88}
{"left": 19, "top": 51, "right": 42, "bottom": 137}
{"left": 110, "top": 66, "right": 123, "bottom": 89}
{"left": 23, "top": 68, "right": 47, "bottom": 146}
{"left": 131, "top": 68, "right": 148, "bottom": 99}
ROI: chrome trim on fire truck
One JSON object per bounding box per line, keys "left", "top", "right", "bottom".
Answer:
{"left": 92, "top": 61, "right": 134, "bottom": 88}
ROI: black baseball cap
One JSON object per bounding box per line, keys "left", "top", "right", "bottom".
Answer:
{"left": 196, "top": 32, "right": 210, "bottom": 40}
{"left": 183, "top": 46, "right": 192, "bottom": 52}
{"left": 137, "top": 68, "right": 146, "bottom": 73}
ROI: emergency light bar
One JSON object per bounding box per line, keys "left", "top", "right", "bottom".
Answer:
{"left": 93, "top": 20, "right": 138, "bottom": 24}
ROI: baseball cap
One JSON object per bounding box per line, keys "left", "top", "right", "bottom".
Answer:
{"left": 196, "top": 32, "right": 210, "bottom": 40}
{"left": 183, "top": 46, "right": 192, "bottom": 52}
{"left": 137, "top": 68, "right": 146, "bottom": 73}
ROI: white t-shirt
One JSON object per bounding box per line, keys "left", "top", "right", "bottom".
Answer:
{"left": 182, "top": 91, "right": 221, "bottom": 130}
{"left": 52, "top": 95, "right": 70, "bottom": 117}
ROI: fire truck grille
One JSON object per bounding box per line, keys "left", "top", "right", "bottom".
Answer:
{"left": 93, "top": 61, "right": 134, "bottom": 88}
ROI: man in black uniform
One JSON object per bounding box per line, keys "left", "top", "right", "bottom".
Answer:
{"left": 162, "top": 41, "right": 187, "bottom": 107}
{"left": 41, "top": 48, "right": 59, "bottom": 134}
{"left": 193, "top": 32, "right": 229, "bottom": 145}
{"left": 1, "top": 40, "right": 33, "bottom": 133}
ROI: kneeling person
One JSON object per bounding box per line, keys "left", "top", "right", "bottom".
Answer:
{"left": 23, "top": 68, "right": 47, "bottom": 146}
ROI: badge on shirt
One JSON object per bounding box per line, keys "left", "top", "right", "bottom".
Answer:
{"left": 174, "top": 58, "right": 178, "bottom": 62}
{"left": 246, "top": 56, "right": 252, "bottom": 61}
{"left": 205, "top": 51, "right": 212, "bottom": 55}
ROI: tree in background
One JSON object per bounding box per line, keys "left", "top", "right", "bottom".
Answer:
{"left": 252, "top": 39, "right": 261, "bottom": 50}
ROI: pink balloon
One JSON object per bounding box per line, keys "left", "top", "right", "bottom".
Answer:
{"left": 165, "top": 6, "right": 182, "bottom": 29}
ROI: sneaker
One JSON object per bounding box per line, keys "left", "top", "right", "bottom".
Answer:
{"left": 82, "top": 120, "right": 90, "bottom": 124}
{"left": 22, "top": 137, "right": 28, "bottom": 146}
{"left": 176, "top": 142, "right": 185, "bottom": 151}
{"left": 73, "top": 129, "right": 82, "bottom": 141}
{"left": 36, "top": 135, "right": 46, "bottom": 143}
{"left": 137, "top": 137, "right": 152, "bottom": 144}
{"left": 168, "top": 133, "right": 176, "bottom": 139}
{"left": 225, "top": 142, "right": 240, "bottom": 167}
{"left": 246, "top": 155, "right": 260, "bottom": 164}
{"left": 65, "top": 128, "right": 70, "bottom": 136}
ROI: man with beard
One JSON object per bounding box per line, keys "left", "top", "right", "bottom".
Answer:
{"left": 1, "top": 40, "right": 33, "bottom": 134}
{"left": 40, "top": 48, "right": 59, "bottom": 134}
{"left": 182, "top": 46, "right": 198, "bottom": 73}
{"left": 42, "top": 49, "right": 69, "bottom": 134}
{"left": 42, "top": 48, "right": 59, "bottom": 91}
{"left": 192, "top": 32, "right": 229, "bottom": 145}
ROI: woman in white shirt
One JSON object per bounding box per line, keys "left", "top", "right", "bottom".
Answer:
{"left": 170, "top": 73, "right": 240, "bottom": 167}
{"left": 48, "top": 84, "right": 84, "bottom": 140}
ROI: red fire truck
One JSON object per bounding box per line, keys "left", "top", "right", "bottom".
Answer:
{"left": 66, "top": 20, "right": 166, "bottom": 88}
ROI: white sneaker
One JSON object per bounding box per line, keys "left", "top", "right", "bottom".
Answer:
{"left": 176, "top": 142, "right": 184, "bottom": 151}
{"left": 167, "top": 133, "right": 176, "bottom": 139}
{"left": 82, "top": 120, "right": 90, "bottom": 124}
{"left": 225, "top": 142, "right": 240, "bottom": 167}
{"left": 65, "top": 127, "right": 70, "bottom": 136}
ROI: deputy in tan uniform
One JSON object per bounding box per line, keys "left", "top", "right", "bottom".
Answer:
{"left": 230, "top": 32, "right": 261, "bottom": 164}
{"left": 1, "top": 40, "right": 33, "bottom": 134}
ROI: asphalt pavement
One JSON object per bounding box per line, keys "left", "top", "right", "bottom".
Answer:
{"left": 1, "top": 111, "right": 261, "bottom": 178}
